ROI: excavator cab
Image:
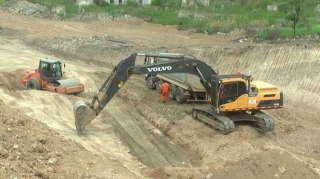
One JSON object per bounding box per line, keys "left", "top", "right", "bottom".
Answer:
{"left": 39, "top": 58, "right": 64, "bottom": 82}
{"left": 210, "top": 74, "right": 283, "bottom": 113}
{"left": 219, "top": 81, "right": 247, "bottom": 105}
{"left": 211, "top": 75, "right": 249, "bottom": 111}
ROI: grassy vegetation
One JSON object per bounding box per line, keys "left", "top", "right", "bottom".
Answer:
{"left": 3, "top": 0, "right": 320, "bottom": 39}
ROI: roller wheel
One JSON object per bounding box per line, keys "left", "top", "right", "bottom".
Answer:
{"left": 26, "top": 77, "right": 41, "bottom": 90}
{"left": 175, "top": 87, "right": 185, "bottom": 104}
{"left": 169, "top": 84, "right": 176, "bottom": 100}
{"left": 155, "top": 79, "right": 163, "bottom": 93}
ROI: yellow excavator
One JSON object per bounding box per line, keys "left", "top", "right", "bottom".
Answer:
{"left": 73, "top": 53, "right": 283, "bottom": 135}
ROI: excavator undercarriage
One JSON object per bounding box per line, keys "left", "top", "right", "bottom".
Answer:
{"left": 191, "top": 107, "right": 275, "bottom": 134}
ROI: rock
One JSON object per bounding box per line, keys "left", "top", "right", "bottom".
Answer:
{"left": 7, "top": 118, "right": 14, "bottom": 125}
{"left": 274, "top": 173, "right": 279, "bottom": 177}
{"left": 0, "top": 132, "right": 4, "bottom": 140}
{"left": 4, "top": 162, "right": 10, "bottom": 168}
{"left": 17, "top": 118, "right": 28, "bottom": 126}
{"left": 13, "top": 144, "right": 19, "bottom": 149}
{"left": 87, "top": 162, "right": 96, "bottom": 166}
{"left": 51, "top": 5, "right": 66, "bottom": 16}
{"left": 206, "top": 173, "right": 213, "bottom": 179}
{"left": 47, "top": 158, "right": 58, "bottom": 165}
{"left": 0, "top": 146, "right": 9, "bottom": 158}
{"left": 37, "top": 138, "right": 47, "bottom": 145}
{"left": 279, "top": 150, "right": 284, "bottom": 155}
{"left": 32, "top": 144, "right": 46, "bottom": 153}
{"left": 279, "top": 166, "right": 287, "bottom": 174}
{"left": 47, "top": 166, "right": 55, "bottom": 172}
{"left": 35, "top": 170, "right": 49, "bottom": 179}
{"left": 54, "top": 152, "right": 62, "bottom": 157}
{"left": 2, "top": 0, "right": 52, "bottom": 18}
{"left": 43, "top": 155, "right": 51, "bottom": 160}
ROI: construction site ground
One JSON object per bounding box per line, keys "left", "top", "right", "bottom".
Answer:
{"left": 1, "top": 1, "right": 320, "bottom": 179}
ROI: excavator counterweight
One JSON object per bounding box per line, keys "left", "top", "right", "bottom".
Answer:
{"left": 74, "top": 53, "right": 283, "bottom": 135}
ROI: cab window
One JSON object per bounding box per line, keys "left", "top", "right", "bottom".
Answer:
{"left": 220, "top": 82, "right": 246, "bottom": 105}
{"left": 40, "top": 62, "right": 62, "bottom": 78}
{"left": 144, "top": 57, "right": 155, "bottom": 64}
{"left": 53, "top": 63, "right": 62, "bottom": 77}
{"left": 40, "top": 63, "right": 52, "bottom": 78}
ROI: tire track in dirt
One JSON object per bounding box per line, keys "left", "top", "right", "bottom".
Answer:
{"left": 0, "top": 86, "right": 146, "bottom": 178}
{"left": 0, "top": 38, "right": 195, "bottom": 173}
{"left": 0, "top": 74, "right": 193, "bottom": 170}
{"left": 76, "top": 44, "right": 320, "bottom": 176}
{"left": 0, "top": 40, "right": 146, "bottom": 177}
{"left": 26, "top": 35, "right": 320, "bottom": 176}
{"left": 86, "top": 72, "right": 195, "bottom": 169}
{"left": 2, "top": 6, "right": 320, "bottom": 177}
{"left": 107, "top": 97, "right": 192, "bottom": 168}
{"left": 187, "top": 45, "right": 320, "bottom": 168}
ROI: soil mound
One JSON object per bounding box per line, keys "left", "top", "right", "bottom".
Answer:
{"left": 0, "top": 69, "right": 25, "bottom": 90}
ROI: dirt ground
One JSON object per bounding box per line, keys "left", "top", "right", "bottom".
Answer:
{"left": 0, "top": 1, "right": 320, "bottom": 179}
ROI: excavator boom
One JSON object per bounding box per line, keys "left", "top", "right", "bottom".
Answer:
{"left": 74, "top": 53, "right": 217, "bottom": 135}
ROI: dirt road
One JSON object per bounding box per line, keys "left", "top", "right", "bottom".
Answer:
{"left": 1, "top": 1, "right": 320, "bottom": 179}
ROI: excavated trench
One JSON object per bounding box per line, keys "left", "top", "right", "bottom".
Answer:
{"left": 79, "top": 72, "right": 201, "bottom": 169}
{"left": 23, "top": 38, "right": 320, "bottom": 176}
{"left": 30, "top": 37, "right": 320, "bottom": 111}
{"left": 1, "top": 4, "right": 320, "bottom": 176}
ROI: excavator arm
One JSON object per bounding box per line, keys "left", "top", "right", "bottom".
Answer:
{"left": 74, "top": 53, "right": 217, "bottom": 135}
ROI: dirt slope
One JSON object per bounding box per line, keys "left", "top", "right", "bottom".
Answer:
{"left": 0, "top": 38, "right": 199, "bottom": 178}
{"left": 0, "top": 2, "right": 320, "bottom": 179}
{"left": 0, "top": 99, "right": 142, "bottom": 179}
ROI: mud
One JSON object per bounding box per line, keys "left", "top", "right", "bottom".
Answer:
{"left": 0, "top": 2, "right": 320, "bottom": 179}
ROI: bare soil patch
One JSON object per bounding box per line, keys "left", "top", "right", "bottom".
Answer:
{"left": 0, "top": 1, "right": 320, "bottom": 179}
{"left": 0, "top": 69, "right": 25, "bottom": 90}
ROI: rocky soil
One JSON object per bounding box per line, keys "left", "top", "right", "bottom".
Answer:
{"left": 0, "top": 1, "right": 320, "bottom": 179}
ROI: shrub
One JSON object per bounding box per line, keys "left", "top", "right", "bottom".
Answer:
{"left": 151, "top": 0, "right": 181, "bottom": 9}
{"left": 93, "top": 0, "right": 110, "bottom": 7}
{"left": 255, "top": 26, "right": 282, "bottom": 40}
{"left": 126, "top": 0, "right": 139, "bottom": 7}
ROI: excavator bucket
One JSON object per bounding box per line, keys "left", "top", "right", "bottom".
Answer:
{"left": 72, "top": 54, "right": 138, "bottom": 135}
{"left": 73, "top": 100, "right": 96, "bottom": 135}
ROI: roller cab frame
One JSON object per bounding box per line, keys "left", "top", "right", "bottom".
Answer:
{"left": 21, "top": 58, "right": 85, "bottom": 94}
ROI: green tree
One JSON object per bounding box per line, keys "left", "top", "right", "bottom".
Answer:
{"left": 279, "top": 0, "right": 307, "bottom": 35}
